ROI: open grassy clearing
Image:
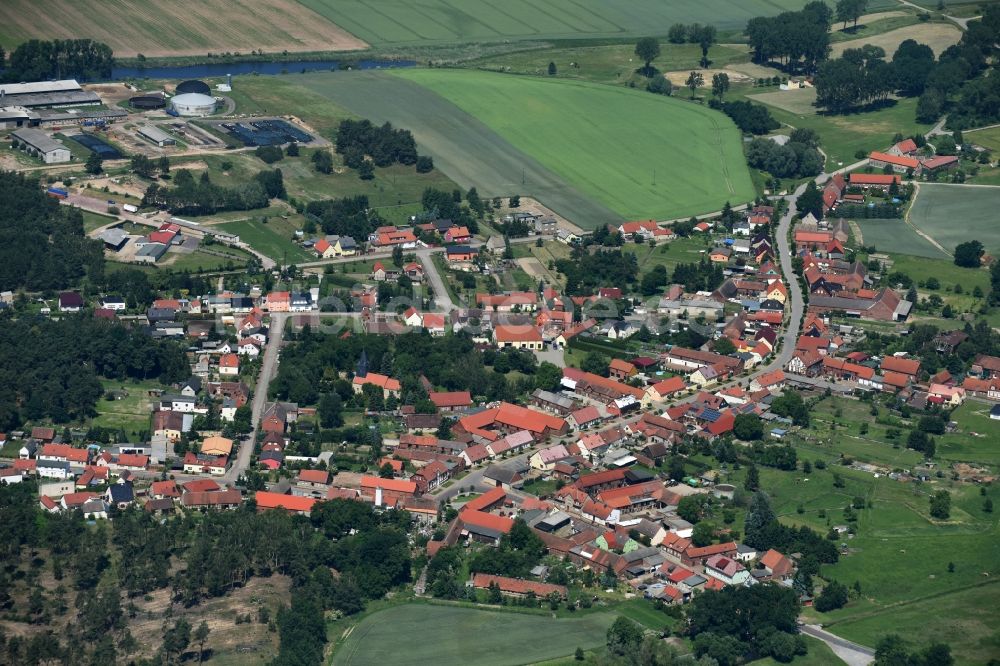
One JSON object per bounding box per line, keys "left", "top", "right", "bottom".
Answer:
{"left": 223, "top": 75, "right": 356, "bottom": 136}
{"left": 854, "top": 218, "right": 948, "bottom": 258}
{"left": 217, "top": 217, "right": 313, "bottom": 264}
{"left": 161, "top": 246, "right": 251, "bottom": 272}
{"left": 468, "top": 43, "right": 750, "bottom": 85}
{"left": 0, "top": 0, "right": 365, "bottom": 57}
{"left": 92, "top": 379, "right": 161, "bottom": 437}
{"left": 743, "top": 86, "right": 929, "bottom": 167}
{"left": 81, "top": 210, "right": 119, "bottom": 234}
{"left": 331, "top": 603, "right": 616, "bottom": 666}
{"left": 297, "top": 0, "right": 812, "bottom": 48}
{"left": 907, "top": 184, "right": 1000, "bottom": 255}
{"left": 830, "top": 21, "right": 962, "bottom": 56}
{"left": 965, "top": 125, "right": 1000, "bottom": 153}
{"left": 829, "top": 583, "right": 1000, "bottom": 666}
{"left": 395, "top": 69, "right": 756, "bottom": 221}
{"left": 293, "top": 70, "right": 623, "bottom": 229}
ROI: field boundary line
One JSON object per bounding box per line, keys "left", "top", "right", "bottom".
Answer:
{"left": 823, "top": 577, "right": 1000, "bottom": 629}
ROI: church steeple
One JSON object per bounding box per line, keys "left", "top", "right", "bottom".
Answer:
{"left": 357, "top": 349, "right": 369, "bottom": 378}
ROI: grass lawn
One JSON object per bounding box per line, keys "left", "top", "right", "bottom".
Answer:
{"left": 468, "top": 42, "right": 750, "bottom": 85}
{"left": 966, "top": 125, "right": 1000, "bottom": 153}
{"left": 908, "top": 183, "right": 1000, "bottom": 255}
{"left": 623, "top": 236, "right": 714, "bottom": 281}
{"left": 940, "top": 401, "right": 1000, "bottom": 466}
{"left": 298, "top": 0, "right": 815, "bottom": 47}
{"left": 92, "top": 379, "right": 160, "bottom": 437}
{"left": 217, "top": 216, "right": 313, "bottom": 264}
{"left": 826, "top": 583, "right": 1000, "bottom": 665}
{"left": 81, "top": 210, "right": 119, "bottom": 234}
{"left": 331, "top": 603, "right": 616, "bottom": 666}
{"left": 395, "top": 69, "right": 756, "bottom": 222}
{"left": 161, "top": 245, "right": 252, "bottom": 272}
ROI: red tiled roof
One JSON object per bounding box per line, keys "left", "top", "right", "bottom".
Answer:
{"left": 870, "top": 151, "right": 919, "bottom": 169}
{"left": 651, "top": 376, "right": 686, "bottom": 396}
{"left": 255, "top": 491, "right": 317, "bottom": 513}
{"left": 461, "top": 487, "right": 506, "bottom": 513}
{"left": 471, "top": 573, "right": 566, "bottom": 598}
{"left": 353, "top": 372, "right": 401, "bottom": 391}
{"left": 297, "top": 469, "right": 329, "bottom": 485}
{"left": 360, "top": 475, "right": 417, "bottom": 494}
{"left": 182, "top": 479, "right": 221, "bottom": 493}
{"left": 495, "top": 325, "right": 542, "bottom": 343}
{"left": 429, "top": 391, "right": 472, "bottom": 408}
{"left": 459, "top": 402, "right": 566, "bottom": 435}
{"left": 881, "top": 356, "right": 920, "bottom": 376}
{"left": 849, "top": 173, "right": 900, "bottom": 185}
{"left": 461, "top": 509, "right": 514, "bottom": 534}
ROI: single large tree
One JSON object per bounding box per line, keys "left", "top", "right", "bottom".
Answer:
{"left": 712, "top": 72, "right": 730, "bottom": 100}
{"left": 836, "top": 0, "right": 869, "bottom": 30}
{"left": 634, "top": 37, "right": 661, "bottom": 77}
{"left": 954, "top": 240, "right": 984, "bottom": 267}
{"left": 686, "top": 71, "right": 704, "bottom": 98}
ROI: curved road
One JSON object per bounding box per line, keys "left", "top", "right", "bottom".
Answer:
{"left": 801, "top": 624, "right": 875, "bottom": 666}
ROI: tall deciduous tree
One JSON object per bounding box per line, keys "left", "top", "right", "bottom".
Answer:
{"left": 634, "top": 37, "right": 661, "bottom": 76}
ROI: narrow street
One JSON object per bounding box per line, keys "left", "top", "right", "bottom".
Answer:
{"left": 800, "top": 624, "right": 875, "bottom": 666}
{"left": 223, "top": 312, "right": 288, "bottom": 484}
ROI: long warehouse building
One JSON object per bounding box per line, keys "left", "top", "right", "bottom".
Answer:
{"left": 11, "top": 128, "right": 71, "bottom": 164}
{"left": 0, "top": 80, "right": 100, "bottom": 109}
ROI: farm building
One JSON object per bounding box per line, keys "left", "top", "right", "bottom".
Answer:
{"left": 135, "top": 243, "right": 168, "bottom": 264}
{"left": 99, "top": 228, "right": 129, "bottom": 251}
{"left": 0, "top": 106, "right": 36, "bottom": 129}
{"left": 0, "top": 80, "right": 100, "bottom": 109}
{"left": 170, "top": 93, "right": 216, "bottom": 117}
{"left": 10, "top": 128, "right": 70, "bottom": 163}
{"left": 138, "top": 125, "right": 175, "bottom": 147}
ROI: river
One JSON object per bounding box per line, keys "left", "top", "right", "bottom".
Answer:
{"left": 110, "top": 58, "right": 415, "bottom": 81}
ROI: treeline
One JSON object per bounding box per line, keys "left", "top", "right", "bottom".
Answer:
{"left": 0, "top": 316, "right": 189, "bottom": 428}
{"left": 746, "top": 2, "right": 832, "bottom": 73}
{"left": 0, "top": 171, "right": 104, "bottom": 292}
{"left": 335, "top": 119, "right": 418, "bottom": 168}
{"left": 672, "top": 258, "right": 726, "bottom": 293}
{"left": 0, "top": 483, "right": 412, "bottom": 666}
{"left": 141, "top": 168, "right": 285, "bottom": 215}
{"left": 556, "top": 248, "right": 638, "bottom": 295}
{"left": 1, "top": 39, "right": 113, "bottom": 82}
{"left": 744, "top": 491, "right": 840, "bottom": 565}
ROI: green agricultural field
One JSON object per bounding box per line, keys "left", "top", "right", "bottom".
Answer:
{"left": 854, "top": 218, "right": 947, "bottom": 258}
{"left": 468, "top": 43, "right": 751, "bottom": 85}
{"left": 293, "top": 70, "right": 623, "bottom": 229}
{"left": 297, "top": 0, "right": 812, "bottom": 47}
{"left": 81, "top": 210, "right": 119, "bottom": 234}
{"left": 907, "top": 183, "right": 1000, "bottom": 255}
{"left": 162, "top": 246, "right": 252, "bottom": 272}
{"left": 332, "top": 603, "right": 616, "bottom": 666}
{"left": 395, "top": 69, "right": 756, "bottom": 222}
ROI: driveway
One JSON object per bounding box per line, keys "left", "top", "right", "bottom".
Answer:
{"left": 800, "top": 624, "right": 874, "bottom": 666}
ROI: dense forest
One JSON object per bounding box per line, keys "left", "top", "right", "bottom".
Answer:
{"left": 0, "top": 317, "right": 188, "bottom": 429}
{"left": 141, "top": 168, "right": 285, "bottom": 215}
{"left": 305, "top": 195, "right": 383, "bottom": 242}
{"left": 1, "top": 39, "right": 113, "bottom": 82}
{"left": 0, "top": 171, "right": 104, "bottom": 292}
{"left": 556, "top": 248, "right": 639, "bottom": 295}
{"left": 0, "top": 483, "right": 412, "bottom": 665}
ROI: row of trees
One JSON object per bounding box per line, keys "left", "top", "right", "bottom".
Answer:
{"left": 1, "top": 38, "right": 113, "bottom": 82}
{"left": 0, "top": 171, "right": 104, "bottom": 292}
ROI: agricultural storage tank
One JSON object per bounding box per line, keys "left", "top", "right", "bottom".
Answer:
{"left": 170, "top": 92, "right": 217, "bottom": 117}
{"left": 129, "top": 95, "right": 166, "bottom": 110}
{"left": 175, "top": 80, "right": 211, "bottom": 95}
